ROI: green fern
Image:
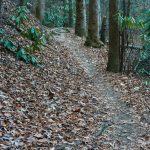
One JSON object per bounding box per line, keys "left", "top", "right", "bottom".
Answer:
{"left": 11, "top": 6, "right": 30, "bottom": 28}
{"left": 16, "top": 48, "right": 38, "bottom": 65}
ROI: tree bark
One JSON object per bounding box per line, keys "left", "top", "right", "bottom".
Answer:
{"left": 101, "top": 16, "right": 107, "bottom": 44}
{"left": 107, "top": 0, "right": 120, "bottom": 72}
{"left": 85, "top": 0, "right": 102, "bottom": 48}
{"left": 75, "top": 0, "right": 87, "bottom": 37}
{"left": 34, "top": 0, "right": 45, "bottom": 24}
{"left": 120, "top": 0, "right": 131, "bottom": 72}
{"left": 63, "top": 0, "right": 68, "bottom": 27}
{"left": 19, "top": 0, "right": 25, "bottom": 6}
{"left": 69, "top": 0, "right": 73, "bottom": 27}
{"left": 0, "top": 0, "right": 2, "bottom": 14}
{"left": 33, "top": 0, "right": 37, "bottom": 15}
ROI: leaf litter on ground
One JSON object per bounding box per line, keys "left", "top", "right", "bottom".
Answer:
{"left": 0, "top": 0, "right": 149, "bottom": 149}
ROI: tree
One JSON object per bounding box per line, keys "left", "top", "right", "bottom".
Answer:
{"left": 33, "top": 0, "right": 45, "bottom": 24}
{"left": 38, "top": 0, "right": 45, "bottom": 23}
{"left": 101, "top": 16, "right": 107, "bottom": 44}
{"left": 75, "top": 0, "right": 87, "bottom": 37}
{"left": 85, "top": 0, "right": 102, "bottom": 48}
{"left": 120, "top": 0, "right": 131, "bottom": 72}
{"left": 63, "top": 0, "right": 69, "bottom": 27}
{"left": 0, "top": 0, "right": 2, "bottom": 14}
{"left": 69, "top": 0, "right": 73, "bottom": 27}
{"left": 107, "top": 0, "right": 120, "bottom": 72}
{"left": 19, "top": 0, "right": 25, "bottom": 6}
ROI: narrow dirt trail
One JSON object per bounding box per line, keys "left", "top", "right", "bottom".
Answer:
{"left": 54, "top": 31, "right": 149, "bottom": 149}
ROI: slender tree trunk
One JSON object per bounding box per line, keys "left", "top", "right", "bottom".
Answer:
{"left": 75, "top": 0, "right": 87, "bottom": 37}
{"left": 0, "top": 0, "right": 2, "bottom": 14}
{"left": 101, "top": 16, "right": 107, "bottom": 44}
{"left": 69, "top": 0, "right": 73, "bottom": 27}
{"left": 19, "top": 0, "right": 25, "bottom": 6}
{"left": 120, "top": 0, "right": 126, "bottom": 72}
{"left": 33, "top": 0, "right": 37, "bottom": 15}
{"left": 33, "top": 0, "right": 38, "bottom": 18}
{"left": 85, "top": 0, "right": 102, "bottom": 48}
{"left": 99, "top": 1, "right": 102, "bottom": 33}
{"left": 63, "top": 0, "right": 68, "bottom": 27}
{"left": 33, "top": 0, "right": 45, "bottom": 24}
{"left": 39, "top": 0, "right": 45, "bottom": 24}
{"left": 120, "top": 0, "right": 131, "bottom": 72}
{"left": 107, "top": 0, "right": 120, "bottom": 72}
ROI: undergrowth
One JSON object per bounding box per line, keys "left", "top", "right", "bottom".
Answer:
{"left": 117, "top": 10, "right": 150, "bottom": 76}
{"left": 0, "top": 4, "right": 50, "bottom": 66}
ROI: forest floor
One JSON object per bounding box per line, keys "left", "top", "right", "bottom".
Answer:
{"left": 0, "top": 27, "right": 149, "bottom": 150}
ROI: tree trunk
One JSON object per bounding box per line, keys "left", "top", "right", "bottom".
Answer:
{"left": 107, "top": 0, "right": 120, "bottom": 73}
{"left": 0, "top": 0, "right": 2, "bottom": 14}
{"left": 19, "top": 0, "right": 25, "bottom": 6}
{"left": 75, "top": 0, "right": 87, "bottom": 37}
{"left": 34, "top": 0, "right": 45, "bottom": 24}
{"left": 33, "top": 0, "right": 37, "bottom": 15}
{"left": 120, "top": 0, "right": 131, "bottom": 72}
{"left": 85, "top": 0, "right": 102, "bottom": 48}
{"left": 63, "top": 0, "right": 68, "bottom": 27}
{"left": 39, "top": 0, "right": 45, "bottom": 24}
{"left": 69, "top": 0, "right": 73, "bottom": 27}
{"left": 101, "top": 16, "right": 107, "bottom": 44}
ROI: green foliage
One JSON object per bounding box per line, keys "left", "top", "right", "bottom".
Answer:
{"left": 117, "top": 10, "right": 150, "bottom": 76}
{"left": 16, "top": 49, "right": 38, "bottom": 65}
{"left": 24, "top": 26, "right": 47, "bottom": 45}
{"left": 0, "top": 28, "right": 39, "bottom": 66}
{"left": 143, "top": 10, "right": 150, "bottom": 37}
{"left": 117, "top": 13, "right": 136, "bottom": 31}
{"left": 6, "top": 4, "right": 48, "bottom": 66}
{"left": 11, "top": 6, "right": 30, "bottom": 28}
{"left": 45, "top": 0, "right": 75, "bottom": 27}
{"left": 45, "top": 6, "right": 65, "bottom": 27}
{"left": 63, "top": 0, "right": 70, "bottom": 26}
{"left": 0, "top": 38, "right": 16, "bottom": 52}
{"left": 136, "top": 10, "right": 150, "bottom": 76}
{"left": 0, "top": 28, "right": 17, "bottom": 52}
{"left": 0, "top": 28, "right": 5, "bottom": 34}
{"left": 22, "top": 26, "right": 47, "bottom": 53}
{"left": 11, "top": 5, "right": 47, "bottom": 52}
{"left": 143, "top": 79, "right": 150, "bottom": 86}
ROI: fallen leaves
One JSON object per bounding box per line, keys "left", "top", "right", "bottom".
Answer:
{"left": 0, "top": 1, "right": 149, "bottom": 149}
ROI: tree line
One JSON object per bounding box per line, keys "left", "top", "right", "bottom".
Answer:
{"left": 8, "top": 0, "right": 150, "bottom": 75}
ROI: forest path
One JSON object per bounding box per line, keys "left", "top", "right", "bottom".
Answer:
{"left": 1, "top": 27, "right": 149, "bottom": 149}
{"left": 54, "top": 29, "right": 149, "bottom": 149}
